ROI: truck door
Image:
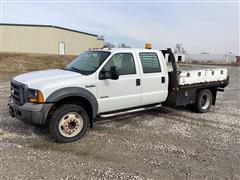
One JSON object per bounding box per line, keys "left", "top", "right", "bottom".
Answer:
{"left": 97, "top": 52, "right": 141, "bottom": 113}
{"left": 138, "top": 51, "right": 168, "bottom": 105}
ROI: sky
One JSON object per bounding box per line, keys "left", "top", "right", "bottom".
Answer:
{"left": 1, "top": 1, "right": 239, "bottom": 55}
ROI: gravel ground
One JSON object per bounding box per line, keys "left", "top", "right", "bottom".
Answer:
{"left": 0, "top": 65, "right": 239, "bottom": 180}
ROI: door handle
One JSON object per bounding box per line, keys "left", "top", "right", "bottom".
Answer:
{"left": 136, "top": 79, "right": 141, "bottom": 86}
{"left": 161, "top": 76, "right": 165, "bottom": 83}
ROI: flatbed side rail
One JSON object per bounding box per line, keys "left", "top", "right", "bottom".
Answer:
{"left": 179, "top": 76, "right": 229, "bottom": 90}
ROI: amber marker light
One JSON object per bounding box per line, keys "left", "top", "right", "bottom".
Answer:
{"left": 28, "top": 89, "right": 44, "bottom": 103}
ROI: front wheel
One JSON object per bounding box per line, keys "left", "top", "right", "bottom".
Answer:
{"left": 193, "top": 89, "right": 213, "bottom": 113}
{"left": 49, "top": 104, "right": 89, "bottom": 143}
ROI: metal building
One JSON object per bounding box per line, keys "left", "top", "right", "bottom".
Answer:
{"left": 0, "top": 23, "right": 105, "bottom": 55}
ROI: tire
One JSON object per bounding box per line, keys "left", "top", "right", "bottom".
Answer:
{"left": 193, "top": 89, "right": 213, "bottom": 113}
{"left": 49, "top": 104, "right": 89, "bottom": 143}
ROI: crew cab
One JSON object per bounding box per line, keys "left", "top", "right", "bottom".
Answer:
{"left": 8, "top": 48, "right": 229, "bottom": 142}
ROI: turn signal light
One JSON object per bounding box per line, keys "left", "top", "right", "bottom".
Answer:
{"left": 29, "top": 90, "right": 44, "bottom": 103}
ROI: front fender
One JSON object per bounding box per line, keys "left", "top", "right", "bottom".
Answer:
{"left": 45, "top": 87, "right": 98, "bottom": 119}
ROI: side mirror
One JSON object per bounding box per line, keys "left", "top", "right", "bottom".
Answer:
{"left": 99, "top": 69, "right": 106, "bottom": 79}
{"left": 110, "top": 66, "right": 119, "bottom": 80}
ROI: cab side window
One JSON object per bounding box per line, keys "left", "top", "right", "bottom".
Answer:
{"left": 100, "top": 53, "right": 136, "bottom": 79}
{"left": 139, "top": 52, "right": 161, "bottom": 73}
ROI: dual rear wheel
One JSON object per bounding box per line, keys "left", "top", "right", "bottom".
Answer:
{"left": 189, "top": 89, "right": 213, "bottom": 113}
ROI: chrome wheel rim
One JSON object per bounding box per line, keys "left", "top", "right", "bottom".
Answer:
{"left": 200, "top": 94, "right": 210, "bottom": 110}
{"left": 58, "top": 112, "right": 83, "bottom": 138}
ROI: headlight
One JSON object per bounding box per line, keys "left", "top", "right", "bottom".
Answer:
{"left": 27, "top": 89, "right": 44, "bottom": 103}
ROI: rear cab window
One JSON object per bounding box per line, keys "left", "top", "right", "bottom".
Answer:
{"left": 139, "top": 52, "right": 161, "bottom": 73}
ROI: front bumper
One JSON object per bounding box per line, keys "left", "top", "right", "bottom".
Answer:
{"left": 8, "top": 96, "right": 53, "bottom": 124}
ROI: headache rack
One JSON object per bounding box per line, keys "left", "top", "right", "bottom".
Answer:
{"left": 11, "top": 80, "right": 28, "bottom": 105}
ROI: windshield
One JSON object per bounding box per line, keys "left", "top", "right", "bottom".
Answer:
{"left": 66, "top": 51, "right": 111, "bottom": 75}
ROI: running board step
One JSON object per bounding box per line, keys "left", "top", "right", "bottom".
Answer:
{"left": 99, "top": 104, "right": 162, "bottom": 118}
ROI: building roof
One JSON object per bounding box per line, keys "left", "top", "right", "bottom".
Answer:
{"left": 0, "top": 23, "right": 100, "bottom": 38}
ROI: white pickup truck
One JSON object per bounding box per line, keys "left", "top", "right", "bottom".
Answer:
{"left": 8, "top": 48, "right": 229, "bottom": 142}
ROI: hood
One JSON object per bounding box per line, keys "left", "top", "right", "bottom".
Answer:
{"left": 13, "top": 69, "right": 82, "bottom": 87}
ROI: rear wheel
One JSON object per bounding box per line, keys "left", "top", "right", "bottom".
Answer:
{"left": 193, "top": 89, "right": 213, "bottom": 113}
{"left": 49, "top": 104, "right": 89, "bottom": 143}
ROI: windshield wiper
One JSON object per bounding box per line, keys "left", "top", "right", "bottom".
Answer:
{"left": 64, "top": 67, "right": 93, "bottom": 75}
{"left": 65, "top": 67, "right": 82, "bottom": 73}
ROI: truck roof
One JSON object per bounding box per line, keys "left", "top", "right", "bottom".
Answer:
{"left": 89, "top": 48, "right": 161, "bottom": 53}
